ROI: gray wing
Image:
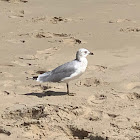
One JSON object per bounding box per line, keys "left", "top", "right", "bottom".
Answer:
{"left": 48, "top": 60, "right": 78, "bottom": 82}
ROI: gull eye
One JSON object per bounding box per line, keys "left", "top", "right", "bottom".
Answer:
{"left": 84, "top": 51, "right": 87, "bottom": 54}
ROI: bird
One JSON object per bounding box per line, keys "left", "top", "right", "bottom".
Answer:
{"left": 37, "top": 48, "right": 94, "bottom": 95}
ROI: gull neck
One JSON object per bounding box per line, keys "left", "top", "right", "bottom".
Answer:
{"left": 76, "top": 56, "right": 87, "bottom": 62}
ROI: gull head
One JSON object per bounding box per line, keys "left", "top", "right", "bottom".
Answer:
{"left": 76, "top": 48, "right": 93, "bottom": 60}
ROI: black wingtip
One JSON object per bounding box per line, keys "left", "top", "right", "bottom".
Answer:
{"left": 33, "top": 76, "right": 38, "bottom": 80}
{"left": 26, "top": 76, "right": 38, "bottom": 80}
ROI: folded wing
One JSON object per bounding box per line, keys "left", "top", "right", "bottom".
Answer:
{"left": 37, "top": 60, "right": 78, "bottom": 83}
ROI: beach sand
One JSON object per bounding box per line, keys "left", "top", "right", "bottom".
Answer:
{"left": 0, "top": 0, "right": 140, "bottom": 139}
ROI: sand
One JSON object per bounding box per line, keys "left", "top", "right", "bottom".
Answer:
{"left": 0, "top": 0, "right": 140, "bottom": 140}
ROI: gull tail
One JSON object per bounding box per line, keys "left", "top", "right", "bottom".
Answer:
{"left": 37, "top": 71, "right": 51, "bottom": 83}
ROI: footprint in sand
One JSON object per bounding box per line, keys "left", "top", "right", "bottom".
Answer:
{"left": 84, "top": 109, "right": 102, "bottom": 121}
{"left": 27, "top": 16, "right": 71, "bottom": 24}
{"left": 84, "top": 108, "right": 119, "bottom": 121}
{"left": 109, "top": 19, "right": 132, "bottom": 23}
{"left": 127, "top": 92, "right": 140, "bottom": 100}
{"left": 112, "top": 88, "right": 140, "bottom": 101}
{"left": 34, "top": 31, "right": 53, "bottom": 39}
{"left": 50, "top": 16, "right": 71, "bottom": 24}
{"left": 110, "top": 87, "right": 140, "bottom": 102}
{"left": 87, "top": 94, "right": 107, "bottom": 105}
{"left": 31, "top": 16, "right": 47, "bottom": 23}
{"left": 120, "top": 27, "right": 140, "bottom": 32}
{"left": 50, "top": 33, "right": 84, "bottom": 45}
{"left": 131, "top": 122, "right": 140, "bottom": 131}
{"left": 0, "top": 126, "right": 11, "bottom": 136}
{"left": 62, "top": 37, "right": 85, "bottom": 45}
{"left": 18, "top": 30, "right": 53, "bottom": 39}
{"left": 8, "top": 9, "right": 24, "bottom": 18}
{"left": 76, "top": 77, "right": 101, "bottom": 87}
{"left": 50, "top": 16, "right": 84, "bottom": 24}
{"left": 125, "top": 82, "right": 140, "bottom": 90}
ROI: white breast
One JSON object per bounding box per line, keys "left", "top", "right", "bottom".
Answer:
{"left": 61, "top": 58, "right": 88, "bottom": 83}
{"left": 79, "top": 57, "right": 88, "bottom": 73}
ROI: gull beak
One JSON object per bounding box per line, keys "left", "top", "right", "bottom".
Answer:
{"left": 89, "top": 52, "right": 94, "bottom": 55}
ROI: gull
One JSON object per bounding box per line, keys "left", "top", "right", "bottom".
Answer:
{"left": 37, "top": 48, "right": 93, "bottom": 95}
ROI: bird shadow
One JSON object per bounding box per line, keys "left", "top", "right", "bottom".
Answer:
{"left": 24, "top": 90, "right": 67, "bottom": 98}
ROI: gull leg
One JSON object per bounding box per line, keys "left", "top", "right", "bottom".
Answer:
{"left": 66, "top": 83, "right": 75, "bottom": 96}
{"left": 66, "top": 83, "right": 69, "bottom": 94}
